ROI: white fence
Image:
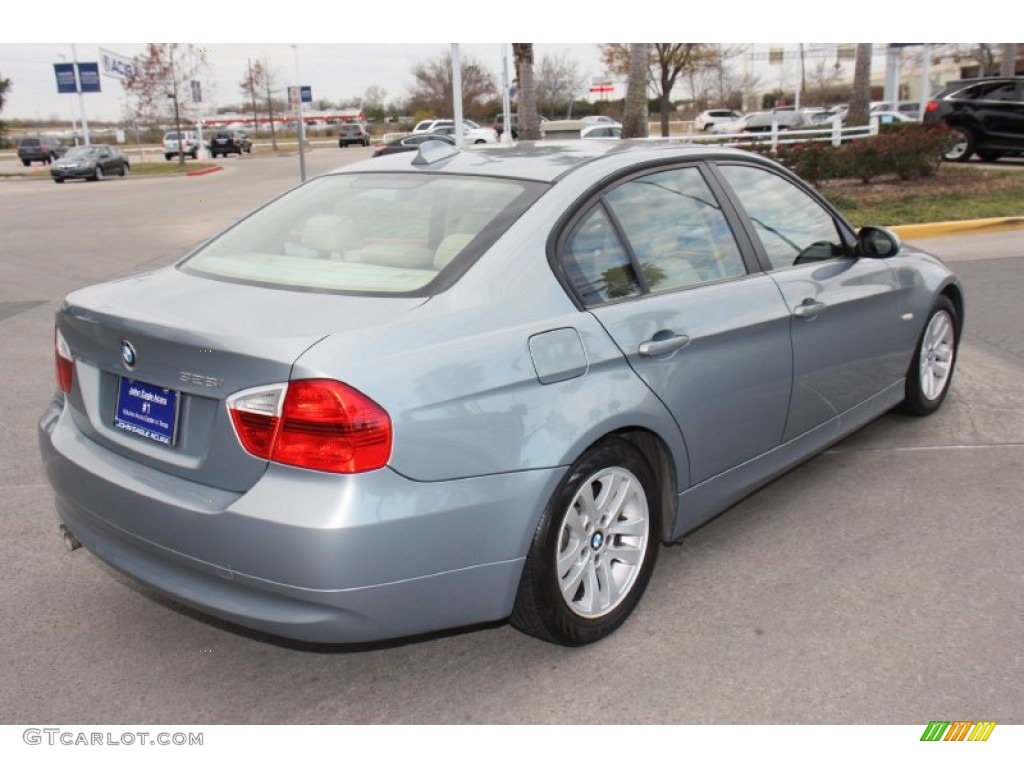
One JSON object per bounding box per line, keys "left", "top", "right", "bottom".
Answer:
{"left": 657, "top": 117, "right": 884, "bottom": 152}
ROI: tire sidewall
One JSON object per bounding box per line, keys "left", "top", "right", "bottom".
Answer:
{"left": 903, "top": 296, "right": 958, "bottom": 415}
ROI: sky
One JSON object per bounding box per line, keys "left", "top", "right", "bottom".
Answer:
{"left": 1, "top": 7, "right": 980, "bottom": 124}
{"left": 1, "top": 43, "right": 608, "bottom": 122}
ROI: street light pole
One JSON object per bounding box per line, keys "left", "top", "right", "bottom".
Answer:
{"left": 292, "top": 44, "right": 306, "bottom": 183}
{"left": 71, "top": 43, "right": 91, "bottom": 145}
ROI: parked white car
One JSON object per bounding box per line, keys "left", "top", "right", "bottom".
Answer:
{"left": 694, "top": 109, "right": 743, "bottom": 131}
{"left": 411, "top": 119, "right": 498, "bottom": 144}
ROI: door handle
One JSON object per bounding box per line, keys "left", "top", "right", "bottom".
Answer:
{"left": 639, "top": 334, "right": 691, "bottom": 357}
{"left": 794, "top": 299, "right": 826, "bottom": 319}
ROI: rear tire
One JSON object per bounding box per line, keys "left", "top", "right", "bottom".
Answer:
{"left": 944, "top": 126, "right": 975, "bottom": 162}
{"left": 900, "top": 296, "right": 959, "bottom": 416}
{"left": 511, "top": 437, "right": 660, "bottom": 646}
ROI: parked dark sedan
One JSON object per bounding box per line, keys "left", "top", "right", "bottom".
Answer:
{"left": 50, "top": 145, "right": 130, "bottom": 183}
{"left": 372, "top": 133, "right": 456, "bottom": 157}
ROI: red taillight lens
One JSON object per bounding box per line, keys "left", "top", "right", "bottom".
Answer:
{"left": 55, "top": 327, "right": 73, "bottom": 393}
{"left": 925, "top": 101, "right": 939, "bottom": 113}
{"left": 227, "top": 380, "right": 391, "bottom": 474}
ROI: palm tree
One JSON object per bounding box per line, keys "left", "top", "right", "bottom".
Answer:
{"left": 847, "top": 44, "right": 873, "bottom": 127}
{"left": 621, "top": 43, "right": 650, "bottom": 139}
{"left": 513, "top": 44, "right": 540, "bottom": 140}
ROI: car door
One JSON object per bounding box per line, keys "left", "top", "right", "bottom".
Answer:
{"left": 557, "top": 163, "right": 794, "bottom": 486}
{"left": 713, "top": 162, "right": 908, "bottom": 441}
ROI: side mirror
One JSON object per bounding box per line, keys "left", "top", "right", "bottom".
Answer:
{"left": 857, "top": 226, "right": 901, "bottom": 258}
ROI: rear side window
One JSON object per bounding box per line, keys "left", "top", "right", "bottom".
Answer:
{"left": 181, "top": 173, "right": 545, "bottom": 295}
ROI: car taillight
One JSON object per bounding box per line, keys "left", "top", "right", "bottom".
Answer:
{"left": 55, "top": 327, "right": 73, "bottom": 394}
{"left": 227, "top": 380, "right": 391, "bottom": 473}
{"left": 925, "top": 101, "right": 939, "bottom": 113}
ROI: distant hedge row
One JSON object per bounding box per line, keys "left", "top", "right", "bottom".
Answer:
{"left": 764, "top": 124, "right": 954, "bottom": 186}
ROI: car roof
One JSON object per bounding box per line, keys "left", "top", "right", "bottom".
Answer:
{"left": 328, "top": 140, "right": 773, "bottom": 184}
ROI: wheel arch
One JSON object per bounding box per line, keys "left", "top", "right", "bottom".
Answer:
{"left": 577, "top": 427, "right": 680, "bottom": 543}
{"left": 940, "top": 282, "right": 966, "bottom": 341}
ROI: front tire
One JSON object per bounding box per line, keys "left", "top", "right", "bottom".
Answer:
{"left": 944, "top": 126, "right": 975, "bottom": 162}
{"left": 900, "top": 296, "right": 959, "bottom": 416}
{"left": 511, "top": 437, "right": 660, "bottom": 646}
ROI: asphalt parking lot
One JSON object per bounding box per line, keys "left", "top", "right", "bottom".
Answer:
{"left": 0, "top": 148, "right": 1021, "bottom": 725}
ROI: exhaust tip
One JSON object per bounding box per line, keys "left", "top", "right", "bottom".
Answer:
{"left": 59, "top": 524, "right": 82, "bottom": 552}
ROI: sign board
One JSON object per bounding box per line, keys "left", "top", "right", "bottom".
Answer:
{"left": 54, "top": 63, "right": 78, "bottom": 94}
{"left": 190, "top": 80, "right": 202, "bottom": 103}
{"left": 78, "top": 63, "right": 101, "bottom": 93}
{"left": 300, "top": 86, "right": 312, "bottom": 104}
{"left": 589, "top": 75, "right": 613, "bottom": 95}
{"left": 99, "top": 48, "right": 135, "bottom": 80}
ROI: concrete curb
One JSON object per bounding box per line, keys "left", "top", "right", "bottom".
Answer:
{"left": 891, "top": 217, "right": 1024, "bottom": 240}
{"left": 186, "top": 165, "right": 223, "bottom": 177}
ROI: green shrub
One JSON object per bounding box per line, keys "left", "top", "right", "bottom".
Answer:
{"left": 761, "top": 123, "right": 952, "bottom": 185}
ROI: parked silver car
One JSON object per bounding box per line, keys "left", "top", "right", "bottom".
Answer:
{"left": 39, "top": 141, "right": 963, "bottom": 647}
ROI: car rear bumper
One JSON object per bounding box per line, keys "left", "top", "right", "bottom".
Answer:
{"left": 38, "top": 396, "right": 562, "bottom": 643}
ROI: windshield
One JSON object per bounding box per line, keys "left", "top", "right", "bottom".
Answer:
{"left": 181, "top": 172, "right": 546, "bottom": 295}
{"left": 64, "top": 146, "right": 100, "bottom": 159}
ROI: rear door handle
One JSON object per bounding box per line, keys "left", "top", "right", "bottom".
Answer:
{"left": 794, "top": 299, "right": 826, "bottom": 319}
{"left": 639, "top": 334, "right": 691, "bottom": 357}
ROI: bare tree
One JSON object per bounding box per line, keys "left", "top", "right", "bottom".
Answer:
{"left": 513, "top": 44, "right": 540, "bottom": 139}
{"left": 124, "top": 44, "right": 208, "bottom": 164}
{"left": 602, "top": 43, "right": 707, "bottom": 136}
{"left": 0, "top": 72, "right": 11, "bottom": 140}
{"left": 536, "top": 51, "right": 585, "bottom": 119}
{"left": 621, "top": 43, "right": 650, "bottom": 139}
{"left": 847, "top": 43, "right": 873, "bottom": 127}
{"left": 251, "top": 58, "right": 281, "bottom": 150}
{"left": 239, "top": 59, "right": 260, "bottom": 134}
{"left": 408, "top": 51, "right": 497, "bottom": 120}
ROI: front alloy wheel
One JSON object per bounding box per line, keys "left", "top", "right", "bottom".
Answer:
{"left": 511, "top": 437, "right": 660, "bottom": 645}
{"left": 901, "top": 296, "right": 958, "bottom": 416}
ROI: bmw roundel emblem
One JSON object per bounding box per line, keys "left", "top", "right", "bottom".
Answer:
{"left": 120, "top": 340, "right": 137, "bottom": 369}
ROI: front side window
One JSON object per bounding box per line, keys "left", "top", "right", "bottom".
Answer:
{"left": 605, "top": 167, "right": 747, "bottom": 293}
{"left": 718, "top": 164, "right": 848, "bottom": 270}
{"left": 181, "top": 173, "right": 544, "bottom": 295}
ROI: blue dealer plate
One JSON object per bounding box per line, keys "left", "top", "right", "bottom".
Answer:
{"left": 114, "top": 378, "right": 179, "bottom": 446}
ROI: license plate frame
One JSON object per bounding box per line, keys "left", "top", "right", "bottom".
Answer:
{"left": 114, "top": 377, "right": 180, "bottom": 447}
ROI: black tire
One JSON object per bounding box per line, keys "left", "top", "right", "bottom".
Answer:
{"left": 190, "top": 149, "right": 198, "bottom": 159}
{"left": 165, "top": 153, "right": 173, "bottom": 161}
{"left": 944, "top": 126, "right": 975, "bottom": 162}
{"left": 900, "top": 295, "right": 959, "bottom": 416}
{"left": 21, "top": 160, "right": 30, "bottom": 167}
{"left": 511, "top": 437, "right": 661, "bottom": 646}
{"left": 53, "top": 178, "right": 65, "bottom": 184}
{"left": 120, "top": 163, "right": 129, "bottom": 177}
{"left": 90, "top": 165, "right": 104, "bottom": 182}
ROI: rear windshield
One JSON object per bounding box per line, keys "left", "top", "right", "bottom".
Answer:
{"left": 180, "top": 172, "right": 546, "bottom": 295}
{"left": 19, "top": 138, "right": 41, "bottom": 146}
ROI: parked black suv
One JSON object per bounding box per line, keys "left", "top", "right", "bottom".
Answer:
{"left": 17, "top": 136, "right": 68, "bottom": 166}
{"left": 923, "top": 76, "right": 1024, "bottom": 162}
{"left": 208, "top": 130, "right": 252, "bottom": 158}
